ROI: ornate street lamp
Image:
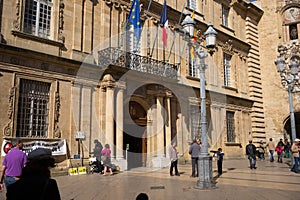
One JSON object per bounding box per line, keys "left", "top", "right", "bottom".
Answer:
{"left": 182, "top": 14, "right": 218, "bottom": 189}
{"left": 274, "top": 56, "right": 300, "bottom": 143}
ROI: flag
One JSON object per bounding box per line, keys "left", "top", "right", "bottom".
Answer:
{"left": 128, "top": 0, "right": 142, "bottom": 40}
{"left": 159, "top": 0, "right": 168, "bottom": 47}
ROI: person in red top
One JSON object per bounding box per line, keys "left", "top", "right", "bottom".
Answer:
{"left": 275, "top": 139, "right": 284, "bottom": 163}
{"left": 101, "top": 144, "right": 113, "bottom": 176}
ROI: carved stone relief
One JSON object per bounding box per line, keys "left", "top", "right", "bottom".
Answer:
{"left": 221, "top": 39, "right": 234, "bottom": 55}
{"left": 3, "top": 86, "right": 16, "bottom": 136}
{"left": 54, "top": 90, "right": 62, "bottom": 138}
{"left": 13, "top": 0, "right": 21, "bottom": 31}
{"left": 58, "top": 0, "right": 65, "bottom": 43}
{"left": 278, "top": 40, "right": 300, "bottom": 63}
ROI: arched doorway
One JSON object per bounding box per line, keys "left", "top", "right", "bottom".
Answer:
{"left": 284, "top": 112, "right": 300, "bottom": 140}
{"left": 123, "top": 101, "right": 147, "bottom": 169}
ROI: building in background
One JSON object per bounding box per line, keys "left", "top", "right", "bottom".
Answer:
{"left": 0, "top": 0, "right": 272, "bottom": 171}
{"left": 259, "top": 0, "right": 300, "bottom": 143}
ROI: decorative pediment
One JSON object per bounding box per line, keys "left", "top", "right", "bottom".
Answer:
{"left": 282, "top": 7, "right": 300, "bottom": 25}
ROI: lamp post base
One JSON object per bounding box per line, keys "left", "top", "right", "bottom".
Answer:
{"left": 196, "top": 154, "right": 216, "bottom": 189}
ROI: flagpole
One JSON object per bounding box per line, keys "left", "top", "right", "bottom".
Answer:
{"left": 150, "top": 26, "right": 159, "bottom": 58}
{"left": 114, "top": 0, "right": 137, "bottom": 63}
{"left": 133, "top": 0, "right": 153, "bottom": 53}
{"left": 163, "top": 2, "right": 185, "bottom": 75}
{"left": 150, "top": 0, "right": 167, "bottom": 58}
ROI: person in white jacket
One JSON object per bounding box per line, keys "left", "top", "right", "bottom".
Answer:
{"left": 168, "top": 142, "right": 180, "bottom": 176}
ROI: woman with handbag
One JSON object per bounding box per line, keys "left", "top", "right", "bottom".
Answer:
{"left": 101, "top": 144, "right": 113, "bottom": 176}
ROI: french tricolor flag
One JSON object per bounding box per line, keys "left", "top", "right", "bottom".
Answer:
{"left": 160, "top": 0, "right": 168, "bottom": 47}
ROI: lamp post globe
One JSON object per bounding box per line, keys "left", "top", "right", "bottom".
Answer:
{"left": 181, "top": 13, "right": 196, "bottom": 38}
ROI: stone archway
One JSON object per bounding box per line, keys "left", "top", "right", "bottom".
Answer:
{"left": 284, "top": 112, "right": 300, "bottom": 140}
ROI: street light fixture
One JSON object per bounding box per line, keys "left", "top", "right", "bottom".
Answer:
{"left": 181, "top": 14, "right": 218, "bottom": 189}
{"left": 274, "top": 56, "right": 300, "bottom": 143}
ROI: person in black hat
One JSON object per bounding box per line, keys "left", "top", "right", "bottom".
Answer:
{"left": 6, "top": 148, "right": 61, "bottom": 200}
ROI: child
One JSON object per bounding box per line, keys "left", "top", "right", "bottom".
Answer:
{"left": 216, "top": 148, "right": 224, "bottom": 176}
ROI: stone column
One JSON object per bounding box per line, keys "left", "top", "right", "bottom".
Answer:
{"left": 116, "top": 81, "right": 126, "bottom": 159}
{"left": 156, "top": 95, "right": 165, "bottom": 157}
{"left": 165, "top": 91, "right": 172, "bottom": 159}
{"left": 102, "top": 74, "right": 116, "bottom": 157}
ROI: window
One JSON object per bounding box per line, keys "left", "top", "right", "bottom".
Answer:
{"left": 289, "top": 24, "right": 298, "bottom": 40}
{"left": 226, "top": 111, "right": 235, "bottom": 142}
{"left": 190, "top": 105, "right": 201, "bottom": 140}
{"left": 23, "top": 0, "right": 53, "bottom": 39}
{"left": 126, "top": 24, "right": 141, "bottom": 69}
{"left": 187, "top": 0, "right": 197, "bottom": 11}
{"left": 17, "top": 79, "right": 51, "bottom": 137}
{"left": 189, "top": 45, "right": 198, "bottom": 77}
{"left": 222, "top": 5, "right": 229, "bottom": 27}
{"left": 223, "top": 53, "right": 231, "bottom": 87}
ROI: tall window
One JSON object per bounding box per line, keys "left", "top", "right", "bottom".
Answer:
{"left": 188, "top": 0, "right": 197, "bottom": 10}
{"left": 190, "top": 105, "right": 201, "bottom": 140}
{"left": 126, "top": 24, "right": 141, "bottom": 69}
{"left": 222, "top": 5, "right": 229, "bottom": 27}
{"left": 23, "top": 0, "right": 53, "bottom": 39}
{"left": 189, "top": 45, "right": 197, "bottom": 77}
{"left": 17, "top": 79, "right": 51, "bottom": 138}
{"left": 223, "top": 53, "right": 231, "bottom": 87}
{"left": 289, "top": 24, "right": 298, "bottom": 40}
{"left": 226, "top": 111, "right": 235, "bottom": 142}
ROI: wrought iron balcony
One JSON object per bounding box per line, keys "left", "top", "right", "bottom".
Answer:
{"left": 98, "top": 47, "right": 179, "bottom": 79}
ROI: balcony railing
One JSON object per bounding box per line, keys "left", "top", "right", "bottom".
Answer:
{"left": 98, "top": 47, "right": 179, "bottom": 79}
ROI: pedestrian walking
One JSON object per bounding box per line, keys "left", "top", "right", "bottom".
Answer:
{"left": 101, "top": 144, "right": 113, "bottom": 176}
{"left": 246, "top": 140, "right": 257, "bottom": 169}
{"left": 189, "top": 139, "right": 201, "bottom": 177}
{"left": 0, "top": 139, "right": 27, "bottom": 192}
{"left": 215, "top": 148, "right": 224, "bottom": 176}
{"left": 291, "top": 138, "right": 300, "bottom": 173}
{"left": 168, "top": 141, "right": 180, "bottom": 176}
{"left": 6, "top": 148, "right": 61, "bottom": 200}
{"left": 266, "top": 138, "right": 276, "bottom": 162}
{"left": 275, "top": 139, "right": 284, "bottom": 163}
{"left": 257, "top": 140, "right": 265, "bottom": 160}
{"left": 284, "top": 138, "right": 291, "bottom": 158}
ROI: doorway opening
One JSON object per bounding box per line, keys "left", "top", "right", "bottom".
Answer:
{"left": 123, "top": 101, "right": 147, "bottom": 169}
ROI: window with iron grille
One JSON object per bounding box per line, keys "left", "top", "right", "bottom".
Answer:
{"left": 226, "top": 111, "right": 235, "bottom": 142}
{"left": 190, "top": 105, "right": 201, "bottom": 140}
{"left": 222, "top": 5, "right": 229, "bottom": 27}
{"left": 17, "top": 79, "right": 50, "bottom": 138}
{"left": 223, "top": 53, "right": 231, "bottom": 87}
{"left": 23, "top": 0, "right": 53, "bottom": 39}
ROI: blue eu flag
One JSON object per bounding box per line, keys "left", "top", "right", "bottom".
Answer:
{"left": 128, "top": 0, "right": 142, "bottom": 40}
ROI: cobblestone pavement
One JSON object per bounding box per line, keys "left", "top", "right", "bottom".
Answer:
{"left": 1, "top": 158, "right": 300, "bottom": 200}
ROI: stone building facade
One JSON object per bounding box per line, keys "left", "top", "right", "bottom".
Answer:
{"left": 0, "top": 0, "right": 264, "bottom": 170}
{"left": 259, "top": 0, "right": 300, "bottom": 145}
